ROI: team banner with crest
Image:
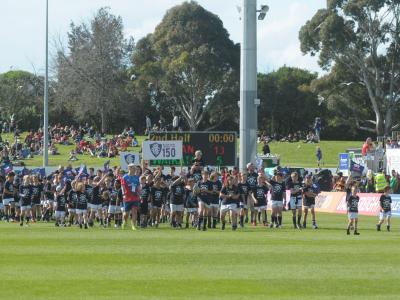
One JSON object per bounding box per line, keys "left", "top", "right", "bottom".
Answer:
{"left": 119, "top": 152, "right": 141, "bottom": 170}
{"left": 142, "top": 140, "right": 183, "bottom": 161}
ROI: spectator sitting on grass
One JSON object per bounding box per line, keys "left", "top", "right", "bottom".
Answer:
{"left": 68, "top": 150, "right": 78, "bottom": 161}
{"left": 303, "top": 131, "right": 317, "bottom": 143}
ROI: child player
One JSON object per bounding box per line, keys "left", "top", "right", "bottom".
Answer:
{"left": 346, "top": 185, "right": 360, "bottom": 235}
{"left": 377, "top": 186, "right": 392, "bottom": 232}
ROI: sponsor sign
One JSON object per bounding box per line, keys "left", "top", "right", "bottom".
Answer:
{"left": 142, "top": 140, "right": 183, "bottom": 161}
{"left": 389, "top": 194, "right": 400, "bottom": 217}
{"left": 339, "top": 153, "right": 349, "bottom": 176}
{"left": 386, "top": 149, "right": 400, "bottom": 174}
{"left": 120, "top": 152, "right": 141, "bottom": 171}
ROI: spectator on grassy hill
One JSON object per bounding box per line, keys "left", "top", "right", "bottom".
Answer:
{"left": 262, "top": 141, "right": 270, "bottom": 155}
{"left": 362, "top": 137, "right": 374, "bottom": 156}
{"left": 314, "top": 117, "right": 321, "bottom": 142}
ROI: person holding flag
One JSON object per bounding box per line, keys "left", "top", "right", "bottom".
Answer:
{"left": 121, "top": 164, "right": 141, "bottom": 230}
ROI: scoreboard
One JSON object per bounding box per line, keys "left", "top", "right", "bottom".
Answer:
{"left": 148, "top": 132, "right": 237, "bottom": 167}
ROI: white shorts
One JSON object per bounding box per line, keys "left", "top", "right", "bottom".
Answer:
{"left": 271, "top": 200, "right": 284, "bottom": 209}
{"left": 3, "top": 198, "right": 14, "bottom": 206}
{"left": 55, "top": 211, "right": 66, "bottom": 218}
{"left": 289, "top": 197, "right": 302, "bottom": 209}
{"left": 76, "top": 209, "right": 87, "bottom": 215}
{"left": 379, "top": 211, "right": 392, "bottom": 220}
{"left": 209, "top": 203, "right": 219, "bottom": 209}
{"left": 170, "top": 204, "right": 184, "bottom": 212}
{"left": 186, "top": 208, "right": 198, "bottom": 214}
{"left": 198, "top": 200, "right": 210, "bottom": 208}
{"left": 239, "top": 202, "right": 248, "bottom": 209}
{"left": 68, "top": 208, "right": 76, "bottom": 214}
{"left": 88, "top": 203, "right": 102, "bottom": 211}
{"left": 40, "top": 200, "right": 46, "bottom": 206}
{"left": 108, "top": 205, "right": 120, "bottom": 214}
{"left": 120, "top": 206, "right": 125, "bottom": 213}
{"left": 220, "top": 204, "right": 238, "bottom": 214}
{"left": 304, "top": 204, "right": 315, "bottom": 209}
{"left": 21, "top": 205, "right": 31, "bottom": 212}
{"left": 254, "top": 205, "right": 267, "bottom": 212}
{"left": 163, "top": 205, "right": 171, "bottom": 213}
{"left": 348, "top": 212, "right": 358, "bottom": 219}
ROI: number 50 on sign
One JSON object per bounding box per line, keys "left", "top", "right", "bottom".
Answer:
{"left": 142, "top": 140, "right": 183, "bottom": 160}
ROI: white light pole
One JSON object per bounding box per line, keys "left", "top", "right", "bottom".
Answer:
{"left": 43, "top": 0, "right": 49, "bottom": 167}
{"left": 239, "top": 0, "right": 268, "bottom": 171}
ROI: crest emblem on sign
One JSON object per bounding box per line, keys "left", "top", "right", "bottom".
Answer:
{"left": 150, "top": 143, "right": 162, "bottom": 158}
{"left": 124, "top": 154, "right": 136, "bottom": 164}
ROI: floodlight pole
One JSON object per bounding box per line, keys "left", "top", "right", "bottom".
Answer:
{"left": 239, "top": 0, "right": 258, "bottom": 171}
{"left": 43, "top": 0, "right": 49, "bottom": 167}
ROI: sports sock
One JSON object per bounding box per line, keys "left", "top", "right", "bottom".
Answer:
{"left": 292, "top": 216, "right": 297, "bottom": 227}
{"left": 203, "top": 217, "right": 207, "bottom": 229}
{"left": 212, "top": 217, "right": 217, "bottom": 228}
{"left": 297, "top": 215, "right": 301, "bottom": 225}
{"left": 278, "top": 216, "right": 282, "bottom": 225}
{"left": 239, "top": 215, "right": 244, "bottom": 226}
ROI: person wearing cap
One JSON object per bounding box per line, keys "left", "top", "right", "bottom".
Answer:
{"left": 267, "top": 172, "right": 286, "bottom": 228}
{"left": 2, "top": 172, "right": 15, "bottom": 222}
{"left": 54, "top": 185, "right": 67, "bottom": 227}
{"left": 120, "top": 164, "right": 141, "bottom": 230}
{"left": 302, "top": 175, "right": 319, "bottom": 229}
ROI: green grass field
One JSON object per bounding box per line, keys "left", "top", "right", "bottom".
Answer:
{"left": 4, "top": 131, "right": 361, "bottom": 168}
{"left": 0, "top": 212, "right": 399, "bottom": 300}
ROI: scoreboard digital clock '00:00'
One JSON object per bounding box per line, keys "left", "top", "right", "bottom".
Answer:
{"left": 148, "top": 132, "right": 237, "bottom": 167}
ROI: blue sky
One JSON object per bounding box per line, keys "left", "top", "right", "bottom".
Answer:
{"left": 0, "top": 0, "right": 326, "bottom": 75}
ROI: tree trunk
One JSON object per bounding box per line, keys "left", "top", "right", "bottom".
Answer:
{"left": 375, "top": 112, "right": 384, "bottom": 136}
{"left": 101, "top": 107, "right": 106, "bottom": 133}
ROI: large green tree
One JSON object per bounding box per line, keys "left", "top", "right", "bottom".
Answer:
{"left": 258, "top": 67, "right": 322, "bottom": 135}
{"left": 55, "top": 7, "right": 134, "bottom": 133}
{"left": 131, "top": 1, "right": 240, "bottom": 130}
{"left": 299, "top": 0, "right": 400, "bottom": 135}
{"left": 0, "top": 70, "right": 44, "bottom": 130}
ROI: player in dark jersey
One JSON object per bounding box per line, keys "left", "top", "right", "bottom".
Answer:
{"left": 42, "top": 176, "right": 55, "bottom": 222}
{"left": 286, "top": 172, "right": 303, "bottom": 229}
{"left": 250, "top": 176, "right": 269, "bottom": 226}
{"left": 74, "top": 182, "right": 89, "bottom": 229}
{"left": 150, "top": 176, "right": 165, "bottom": 227}
{"left": 219, "top": 176, "right": 240, "bottom": 230}
{"left": 346, "top": 185, "right": 360, "bottom": 235}
{"left": 139, "top": 175, "right": 151, "bottom": 228}
{"left": 208, "top": 172, "right": 222, "bottom": 229}
{"left": 30, "top": 175, "right": 43, "bottom": 222}
{"left": 238, "top": 173, "right": 251, "bottom": 228}
{"left": 377, "top": 186, "right": 392, "bottom": 232}
{"left": 19, "top": 175, "right": 32, "bottom": 226}
{"left": 67, "top": 181, "right": 78, "bottom": 227}
{"left": 2, "top": 172, "right": 16, "bottom": 222}
{"left": 170, "top": 175, "right": 186, "bottom": 228}
{"left": 302, "top": 175, "right": 319, "bottom": 229}
{"left": 88, "top": 176, "right": 105, "bottom": 227}
{"left": 196, "top": 171, "right": 213, "bottom": 231}
{"left": 184, "top": 178, "right": 198, "bottom": 228}
{"left": 246, "top": 163, "right": 258, "bottom": 221}
{"left": 54, "top": 186, "right": 67, "bottom": 227}
{"left": 268, "top": 172, "right": 286, "bottom": 228}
